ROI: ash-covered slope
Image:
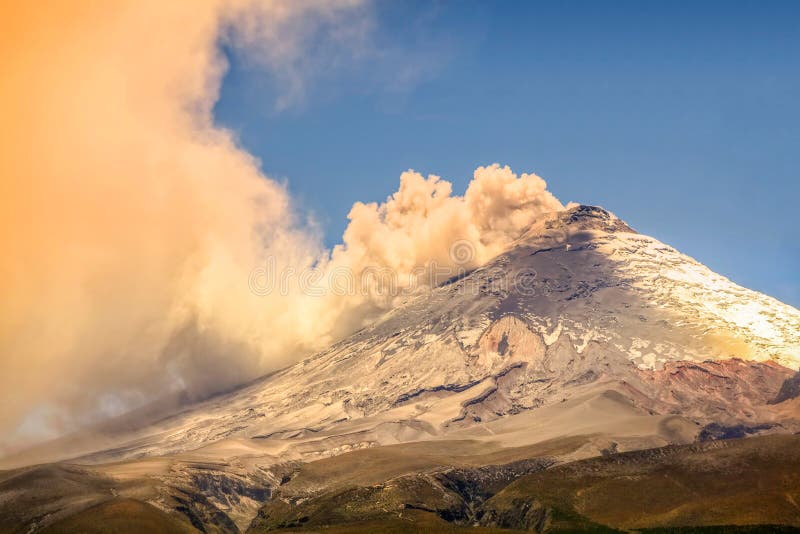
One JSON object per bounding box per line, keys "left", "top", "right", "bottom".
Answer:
{"left": 9, "top": 205, "right": 799, "bottom": 468}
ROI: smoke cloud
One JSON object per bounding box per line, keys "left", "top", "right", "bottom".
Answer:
{"left": 0, "top": 1, "right": 563, "bottom": 453}
{"left": 338, "top": 165, "right": 562, "bottom": 278}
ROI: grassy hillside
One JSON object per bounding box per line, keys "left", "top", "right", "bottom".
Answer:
{"left": 40, "top": 499, "right": 198, "bottom": 534}
{"left": 481, "top": 434, "right": 800, "bottom": 532}
{"left": 4, "top": 434, "right": 800, "bottom": 532}
{"left": 249, "top": 435, "right": 800, "bottom": 533}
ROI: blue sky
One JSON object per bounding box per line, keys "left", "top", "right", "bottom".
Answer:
{"left": 214, "top": 0, "right": 799, "bottom": 307}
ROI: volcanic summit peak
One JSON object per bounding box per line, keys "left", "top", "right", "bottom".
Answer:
{"left": 557, "top": 203, "right": 636, "bottom": 231}
{"left": 514, "top": 203, "right": 636, "bottom": 248}
{"left": 565, "top": 203, "right": 615, "bottom": 220}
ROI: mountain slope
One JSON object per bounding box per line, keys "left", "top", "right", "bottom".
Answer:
{"left": 57, "top": 205, "right": 798, "bottom": 459}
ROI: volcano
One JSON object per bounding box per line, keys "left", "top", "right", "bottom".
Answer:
{"left": 3, "top": 204, "right": 799, "bottom": 532}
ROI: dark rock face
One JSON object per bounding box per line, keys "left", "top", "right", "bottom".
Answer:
{"left": 770, "top": 371, "right": 800, "bottom": 404}
{"left": 567, "top": 204, "right": 613, "bottom": 223}
{"left": 698, "top": 422, "right": 776, "bottom": 441}
{"left": 562, "top": 204, "right": 635, "bottom": 233}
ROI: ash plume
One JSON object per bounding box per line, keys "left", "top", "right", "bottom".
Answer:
{"left": 0, "top": 1, "right": 564, "bottom": 452}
